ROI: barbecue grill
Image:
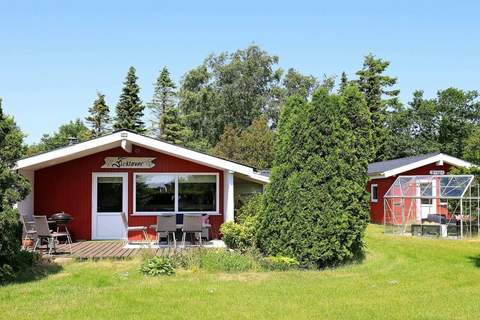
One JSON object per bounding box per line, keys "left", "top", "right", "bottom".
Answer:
{"left": 50, "top": 212, "right": 73, "bottom": 225}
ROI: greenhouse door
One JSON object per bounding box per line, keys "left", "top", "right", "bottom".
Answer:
{"left": 417, "top": 180, "right": 436, "bottom": 219}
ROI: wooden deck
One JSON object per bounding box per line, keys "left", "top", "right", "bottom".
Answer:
{"left": 48, "top": 241, "right": 181, "bottom": 260}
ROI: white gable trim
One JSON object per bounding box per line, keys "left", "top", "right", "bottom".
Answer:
{"left": 15, "top": 131, "right": 269, "bottom": 184}
{"left": 378, "top": 153, "right": 473, "bottom": 178}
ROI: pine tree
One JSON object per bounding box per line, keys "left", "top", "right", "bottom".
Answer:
{"left": 85, "top": 92, "right": 110, "bottom": 137}
{"left": 113, "top": 66, "right": 145, "bottom": 133}
{"left": 339, "top": 71, "right": 348, "bottom": 92}
{"left": 159, "top": 106, "right": 192, "bottom": 145}
{"left": 0, "top": 98, "right": 31, "bottom": 282}
{"left": 256, "top": 86, "right": 372, "bottom": 267}
{"left": 356, "top": 54, "right": 399, "bottom": 160}
{"left": 148, "top": 67, "right": 176, "bottom": 138}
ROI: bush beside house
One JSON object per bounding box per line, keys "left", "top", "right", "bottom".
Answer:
{"left": 0, "top": 99, "right": 33, "bottom": 283}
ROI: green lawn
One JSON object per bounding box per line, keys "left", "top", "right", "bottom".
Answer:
{"left": 1, "top": 225, "right": 480, "bottom": 320}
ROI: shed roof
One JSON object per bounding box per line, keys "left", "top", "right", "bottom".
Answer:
{"left": 368, "top": 152, "right": 473, "bottom": 178}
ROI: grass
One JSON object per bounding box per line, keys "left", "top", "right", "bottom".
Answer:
{"left": 1, "top": 224, "right": 480, "bottom": 319}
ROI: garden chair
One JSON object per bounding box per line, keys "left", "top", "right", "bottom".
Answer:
{"left": 181, "top": 215, "right": 203, "bottom": 247}
{"left": 20, "top": 214, "right": 37, "bottom": 250}
{"left": 33, "top": 215, "right": 72, "bottom": 255}
{"left": 152, "top": 215, "right": 177, "bottom": 247}
{"left": 120, "top": 212, "right": 149, "bottom": 246}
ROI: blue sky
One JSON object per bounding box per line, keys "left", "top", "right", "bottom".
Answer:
{"left": 1, "top": 1, "right": 479, "bottom": 143}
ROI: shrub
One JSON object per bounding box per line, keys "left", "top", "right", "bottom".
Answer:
{"left": 260, "top": 256, "right": 300, "bottom": 271}
{"left": 140, "top": 256, "right": 175, "bottom": 276}
{"left": 220, "top": 216, "right": 256, "bottom": 251}
{"left": 236, "top": 193, "right": 263, "bottom": 223}
{"left": 256, "top": 88, "right": 372, "bottom": 268}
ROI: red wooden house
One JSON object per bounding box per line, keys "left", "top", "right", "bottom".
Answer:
{"left": 367, "top": 152, "right": 473, "bottom": 223}
{"left": 15, "top": 130, "right": 268, "bottom": 241}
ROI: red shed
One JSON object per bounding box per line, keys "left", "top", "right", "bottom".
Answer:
{"left": 15, "top": 130, "right": 268, "bottom": 241}
{"left": 367, "top": 152, "right": 473, "bottom": 223}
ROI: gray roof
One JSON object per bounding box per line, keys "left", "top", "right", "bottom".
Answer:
{"left": 368, "top": 152, "right": 441, "bottom": 175}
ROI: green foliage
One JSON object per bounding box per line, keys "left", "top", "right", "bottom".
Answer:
{"left": 464, "top": 127, "right": 480, "bottom": 165}
{"left": 27, "top": 119, "right": 91, "bottom": 155}
{"left": 140, "top": 256, "right": 175, "bottom": 276}
{"left": 212, "top": 116, "right": 275, "bottom": 169}
{"left": 179, "top": 45, "right": 283, "bottom": 148}
{"left": 0, "top": 98, "right": 33, "bottom": 283}
{"left": 256, "top": 86, "right": 372, "bottom": 268}
{"left": 113, "top": 66, "right": 145, "bottom": 133}
{"left": 282, "top": 68, "right": 318, "bottom": 101}
{"left": 148, "top": 67, "right": 177, "bottom": 138}
{"left": 159, "top": 106, "right": 192, "bottom": 145}
{"left": 85, "top": 92, "right": 110, "bottom": 138}
{"left": 220, "top": 216, "right": 256, "bottom": 251}
{"left": 260, "top": 256, "right": 300, "bottom": 271}
{"left": 236, "top": 193, "right": 263, "bottom": 223}
{"left": 355, "top": 54, "right": 400, "bottom": 161}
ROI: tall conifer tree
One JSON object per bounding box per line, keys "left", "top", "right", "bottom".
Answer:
{"left": 148, "top": 67, "right": 176, "bottom": 138}
{"left": 85, "top": 92, "right": 110, "bottom": 137}
{"left": 159, "top": 106, "right": 192, "bottom": 145}
{"left": 356, "top": 54, "right": 399, "bottom": 160}
{"left": 256, "top": 87, "right": 372, "bottom": 267}
{"left": 113, "top": 66, "right": 145, "bottom": 133}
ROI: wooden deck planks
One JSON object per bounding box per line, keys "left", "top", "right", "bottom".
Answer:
{"left": 46, "top": 240, "right": 192, "bottom": 260}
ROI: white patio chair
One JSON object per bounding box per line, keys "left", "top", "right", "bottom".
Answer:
{"left": 152, "top": 215, "right": 177, "bottom": 247}
{"left": 120, "top": 212, "right": 149, "bottom": 246}
{"left": 182, "top": 215, "right": 203, "bottom": 247}
{"left": 33, "top": 215, "right": 72, "bottom": 255}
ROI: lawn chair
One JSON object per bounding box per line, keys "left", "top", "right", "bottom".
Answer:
{"left": 33, "top": 215, "right": 72, "bottom": 255}
{"left": 120, "top": 212, "right": 149, "bottom": 246}
{"left": 182, "top": 215, "right": 203, "bottom": 247}
{"left": 153, "top": 215, "right": 177, "bottom": 247}
{"left": 20, "top": 214, "right": 37, "bottom": 250}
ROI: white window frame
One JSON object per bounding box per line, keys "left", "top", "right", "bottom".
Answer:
{"left": 133, "top": 172, "right": 219, "bottom": 215}
{"left": 371, "top": 184, "right": 378, "bottom": 203}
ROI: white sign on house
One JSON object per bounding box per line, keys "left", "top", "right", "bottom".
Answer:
{"left": 429, "top": 170, "right": 445, "bottom": 175}
{"left": 102, "top": 157, "right": 156, "bottom": 169}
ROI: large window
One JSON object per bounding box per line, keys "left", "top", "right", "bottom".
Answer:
{"left": 135, "top": 174, "right": 175, "bottom": 212}
{"left": 178, "top": 175, "right": 216, "bottom": 212}
{"left": 134, "top": 173, "right": 218, "bottom": 214}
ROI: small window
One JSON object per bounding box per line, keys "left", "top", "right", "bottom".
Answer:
{"left": 371, "top": 184, "right": 378, "bottom": 203}
{"left": 97, "top": 177, "right": 123, "bottom": 212}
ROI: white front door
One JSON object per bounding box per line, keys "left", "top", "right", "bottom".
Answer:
{"left": 92, "top": 172, "right": 128, "bottom": 240}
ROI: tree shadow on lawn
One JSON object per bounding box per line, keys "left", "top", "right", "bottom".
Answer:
{"left": 466, "top": 255, "right": 480, "bottom": 268}
{"left": 3, "top": 260, "right": 63, "bottom": 286}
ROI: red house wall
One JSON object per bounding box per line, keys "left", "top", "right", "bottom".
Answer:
{"left": 367, "top": 162, "right": 453, "bottom": 223}
{"left": 34, "top": 145, "right": 224, "bottom": 241}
